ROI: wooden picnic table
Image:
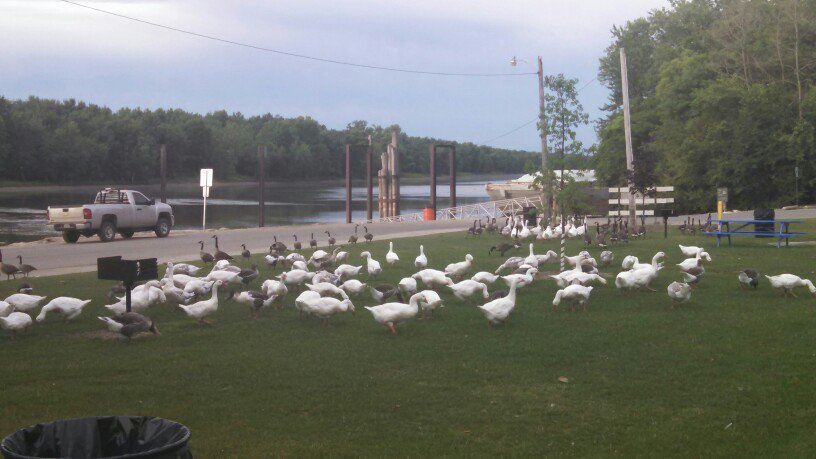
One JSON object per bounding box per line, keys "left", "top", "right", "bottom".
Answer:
{"left": 703, "top": 219, "right": 805, "bottom": 248}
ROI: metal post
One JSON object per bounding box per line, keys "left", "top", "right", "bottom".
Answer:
{"left": 345, "top": 144, "right": 352, "bottom": 224}
{"left": 159, "top": 144, "right": 167, "bottom": 204}
{"left": 620, "top": 48, "right": 637, "bottom": 229}
{"left": 430, "top": 144, "right": 437, "bottom": 213}
{"left": 366, "top": 145, "right": 373, "bottom": 222}
{"left": 449, "top": 146, "right": 456, "bottom": 208}
{"left": 258, "top": 145, "right": 265, "bottom": 227}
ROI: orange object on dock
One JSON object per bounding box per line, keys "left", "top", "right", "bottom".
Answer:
{"left": 423, "top": 207, "right": 435, "bottom": 221}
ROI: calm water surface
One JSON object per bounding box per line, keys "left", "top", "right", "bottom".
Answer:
{"left": 0, "top": 176, "right": 514, "bottom": 243}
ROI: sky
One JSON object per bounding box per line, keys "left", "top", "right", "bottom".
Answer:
{"left": 0, "top": 0, "right": 669, "bottom": 153}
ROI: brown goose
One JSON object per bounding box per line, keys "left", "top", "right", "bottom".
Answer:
{"left": 212, "top": 235, "right": 233, "bottom": 261}
{"left": 199, "top": 241, "right": 215, "bottom": 265}
{"left": 325, "top": 231, "right": 336, "bottom": 246}
{"left": 0, "top": 249, "right": 20, "bottom": 280}
{"left": 16, "top": 256, "right": 36, "bottom": 278}
{"left": 363, "top": 226, "right": 374, "bottom": 243}
{"left": 98, "top": 312, "right": 159, "bottom": 341}
{"left": 241, "top": 244, "right": 251, "bottom": 259}
{"left": 238, "top": 264, "right": 259, "bottom": 285}
{"left": 293, "top": 234, "right": 302, "bottom": 251}
{"left": 310, "top": 233, "right": 318, "bottom": 249}
{"left": 270, "top": 236, "right": 287, "bottom": 254}
{"left": 348, "top": 224, "right": 359, "bottom": 244}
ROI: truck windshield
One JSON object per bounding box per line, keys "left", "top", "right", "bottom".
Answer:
{"left": 94, "top": 190, "right": 129, "bottom": 204}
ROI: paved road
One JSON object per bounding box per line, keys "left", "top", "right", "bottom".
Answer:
{"left": 3, "top": 220, "right": 474, "bottom": 279}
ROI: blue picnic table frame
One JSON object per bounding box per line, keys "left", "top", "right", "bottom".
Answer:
{"left": 703, "top": 219, "right": 805, "bottom": 248}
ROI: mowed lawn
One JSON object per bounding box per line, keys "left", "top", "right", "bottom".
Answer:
{"left": 2, "top": 222, "right": 816, "bottom": 457}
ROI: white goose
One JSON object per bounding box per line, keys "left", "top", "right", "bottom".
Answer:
{"left": 615, "top": 252, "right": 664, "bottom": 291}
{"left": 678, "top": 244, "right": 711, "bottom": 260}
{"left": 335, "top": 251, "right": 349, "bottom": 264}
{"left": 678, "top": 252, "right": 706, "bottom": 272}
{"left": 471, "top": 272, "right": 500, "bottom": 284}
{"left": 365, "top": 292, "right": 424, "bottom": 334}
{"left": 360, "top": 251, "right": 382, "bottom": 277}
{"left": 334, "top": 264, "right": 363, "bottom": 280}
{"left": 4, "top": 294, "right": 47, "bottom": 313}
{"left": 501, "top": 267, "right": 538, "bottom": 289}
{"left": 414, "top": 245, "right": 428, "bottom": 268}
{"left": 205, "top": 268, "right": 243, "bottom": 284}
{"left": 339, "top": 279, "right": 368, "bottom": 297}
{"left": 183, "top": 279, "right": 215, "bottom": 298}
{"left": 0, "top": 312, "right": 33, "bottom": 335}
{"left": 178, "top": 281, "right": 223, "bottom": 324}
{"left": 261, "top": 279, "right": 289, "bottom": 300}
{"left": 170, "top": 262, "right": 201, "bottom": 276}
{"left": 600, "top": 251, "right": 614, "bottom": 267}
{"left": 416, "top": 290, "right": 444, "bottom": 318}
{"left": 412, "top": 269, "right": 453, "bottom": 289}
{"left": 477, "top": 279, "right": 518, "bottom": 327}
{"left": 36, "top": 297, "right": 92, "bottom": 322}
{"left": 667, "top": 282, "right": 692, "bottom": 306}
{"left": 106, "top": 286, "right": 166, "bottom": 316}
{"left": 552, "top": 270, "right": 607, "bottom": 288}
{"left": 494, "top": 257, "right": 525, "bottom": 274}
{"left": 764, "top": 274, "right": 816, "bottom": 297}
{"left": 0, "top": 301, "right": 12, "bottom": 318}
{"left": 302, "top": 297, "right": 355, "bottom": 323}
{"left": 386, "top": 242, "right": 400, "bottom": 266}
{"left": 295, "top": 290, "right": 322, "bottom": 315}
{"left": 307, "top": 282, "right": 349, "bottom": 300}
{"left": 160, "top": 279, "right": 194, "bottom": 305}
{"left": 447, "top": 280, "right": 489, "bottom": 302}
{"left": 279, "top": 269, "right": 315, "bottom": 287}
{"left": 535, "top": 250, "right": 559, "bottom": 265}
{"left": 397, "top": 277, "right": 418, "bottom": 299}
{"left": 518, "top": 221, "right": 531, "bottom": 240}
{"left": 523, "top": 243, "right": 539, "bottom": 268}
{"left": 444, "top": 254, "right": 474, "bottom": 279}
{"left": 552, "top": 284, "right": 593, "bottom": 311}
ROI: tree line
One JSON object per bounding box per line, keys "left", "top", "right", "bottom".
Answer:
{"left": 0, "top": 97, "right": 536, "bottom": 184}
{"left": 593, "top": 0, "right": 816, "bottom": 212}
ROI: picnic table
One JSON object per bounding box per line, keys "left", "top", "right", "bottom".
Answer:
{"left": 703, "top": 219, "right": 805, "bottom": 248}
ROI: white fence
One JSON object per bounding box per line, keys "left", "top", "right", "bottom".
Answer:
{"left": 377, "top": 196, "right": 543, "bottom": 223}
{"left": 608, "top": 186, "right": 674, "bottom": 217}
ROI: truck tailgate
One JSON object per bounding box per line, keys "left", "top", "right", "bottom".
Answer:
{"left": 48, "top": 206, "right": 86, "bottom": 224}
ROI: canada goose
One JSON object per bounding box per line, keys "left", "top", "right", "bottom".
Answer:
{"left": 467, "top": 220, "right": 478, "bottom": 236}
{"left": 0, "top": 249, "right": 20, "bottom": 280}
{"left": 270, "top": 236, "right": 287, "bottom": 253}
{"left": 241, "top": 244, "right": 251, "bottom": 259}
{"left": 238, "top": 264, "right": 259, "bottom": 285}
{"left": 489, "top": 242, "right": 520, "bottom": 257}
{"left": 325, "top": 231, "right": 336, "bottom": 246}
{"left": 16, "top": 256, "right": 36, "bottom": 278}
{"left": 211, "top": 235, "right": 233, "bottom": 261}
{"left": 475, "top": 220, "right": 484, "bottom": 236}
{"left": 293, "top": 234, "right": 302, "bottom": 251}
{"left": 98, "top": 312, "right": 159, "bottom": 341}
{"left": 363, "top": 226, "right": 373, "bottom": 243}
{"left": 486, "top": 218, "right": 497, "bottom": 234}
{"left": 349, "top": 225, "right": 359, "bottom": 244}
{"left": 310, "top": 233, "right": 317, "bottom": 249}
{"left": 199, "top": 241, "right": 214, "bottom": 265}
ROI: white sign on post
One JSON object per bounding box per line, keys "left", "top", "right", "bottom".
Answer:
{"left": 200, "top": 169, "right": 213, "bottom": 230}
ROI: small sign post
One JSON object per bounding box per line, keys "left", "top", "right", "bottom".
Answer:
{"left": 716, "top": 187, "right": 728, "bottom": 230}
{"left": 200, "top": 168, "right": 213, "bottom": 230}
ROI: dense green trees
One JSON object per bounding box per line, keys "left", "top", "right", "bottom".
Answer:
{"left": 0, "top": 98, "right": 533, "bottom": 184}
{"left": 595, "top": 0, "right": 816, "bottom": 212}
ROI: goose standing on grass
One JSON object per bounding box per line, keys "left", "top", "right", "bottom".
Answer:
{"left": 310, "top": 233, "right": 318, "bottom": 249}
{"left": 228, "top": 290, "right": 275, "bottom": 319}
{"left": 445, "top": 254, "right": 474, "bottom": 279}
{"left": 448, "top": 280, "right": 489, "bottom": 303}
{"left": 552, "top": 284, "right": 594, "bottom": 312}
{"left": 160, "top": 279, "right": 194, "bottom": 305}
{"left": 307, "top": 282, "right": 350, "bottom": 300}
{"left": 340, "top": 279, "right": 367, "bottom": 297}
{"left": 238, "top": 265, "right": 260, "bottom": 285}
{"left": 739, "top": 269, "right": 760, "bottom": 289}
{"left": 334, "top": 264, "right": 363, "bottom": 280}
{"left": 477, "top": 279, "right": 518, "bottom": 328}
{"left": 179, "top": 281, "right": 223, "bottom": 325}
{"left": 4, "top": 293, "right": 47, "bottom": 313}
{"left": 364, "top": 226, "right": 374, "bottom": 243}
{"left": 183, "top": 279, "right": 215, "bottom": 299}
{"left": 600, "top": 251, "right": 614, "bottom": 267}
{"left": 370, "top": 284, "right": 399, "bottom": 304}
{"left": 489, "top": 242, "right": 521, "bottom": 257}
{"left": 523, "top": 243, "right": 539, "bottom": 268}
{"left": 365, "top": 292, "right": 424, "bottom": 334}
{"left": 764, "top": 274, "right": 816, "bottom": 297}
{"left": 36, "top": 297, "right": 92, "bottom": 322}
{"left": 0, "top": 312, "right": 33, "bottom": 337}
{"left": 241, "top": 244, "right": 251, "bottom": 260}
{"left": 678, "top": 244, "right": 708, "bottom": 258}
{"left": 303, "top": 297, "right": 355, "bottom": 324}
{"left": 678, "top": 252, "right": 707, "bottom": 272}
{"left": 494, "top": 256, "right": 525, "bottom": 274}
{"left": 335, "top": 251, "right": 349, "bottom": 265}
{"left": 199, "top": 241, "right": 215, "bottom": 265}
{"left": 416, "top": 290, "right": 444, "bottom": 319}
{"left": 292, "top": 235, "right": 302, "bottom": 251}
{"left": 535, "top": 250, "right": 559, "bottom": 266}
{"left": 682, "top": 272, "right": 700, "bottom": 288}
{"left": 667, "top": 281, "right": 692, "bottom": 307}
{"left": 360, "top": 251, "right": 382, "bottom": 277}
{"left": 15, "top": 256, "right": 36, "bottom": 278}
{"left": 349, "top": 225, "right": 359, "bottom": 244}
{"left": 170, "top": 262, "right": 201, "bottom": 276}
{"left": 502, "top": 267, "right": 538, "bottom": 289}
{"left": 212, "top": 235, "right": 233, "bottom": 261}
{"left": 98, "top": 313, "right": 160, "bottom": 340}
{"left": 0, "top": 249, "right": 20, "bottom": 280}
{"left": 311, "top": 269, "right": 340, "bottom": 285}
{"left": 279, "top": 269, "right": 315, "bottom": 288}
{"left": 386, "top": 242, "right": 400, "bottom": 266}
{"left": 325, "top": 231, "right": 336, "bottom": 246}
{"left": 397, "top": 277, "right": 418, "bottom": 300}
{"left": 471, "top": 272, "right": 500, "bottom": 285}
{"left": 295, "top": 290, "right": 321, "bottom": 316}
{"left": 414, "top": 245, "right": 428, "bottom": 268}
{"left": 412, "top": 269, "right": 453, "bottom": 289}
{"left": 0, "top": 301, "right": 12, "bottom": 318}
{"left": 17, "top": 283, "right": 34, "bottom": 294}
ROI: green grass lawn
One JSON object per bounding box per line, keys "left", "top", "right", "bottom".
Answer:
{"left": 2, "top": 223, "right": 816, "bottom": 457}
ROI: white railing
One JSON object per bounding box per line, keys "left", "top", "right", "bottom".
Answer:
{"left": 377, "top": 196, "right": 543, "bottom": 223}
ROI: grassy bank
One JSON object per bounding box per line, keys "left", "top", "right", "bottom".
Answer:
{"left": 2, "top": 225, "right": 816, "bottom": 456}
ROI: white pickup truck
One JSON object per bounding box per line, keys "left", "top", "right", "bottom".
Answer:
{"left": 47, "top": 188, "right": 175, "bottom": 243}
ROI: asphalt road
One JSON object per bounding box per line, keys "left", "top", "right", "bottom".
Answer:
{"left": 2, "top": 219, "right": 475, "bottom": 279}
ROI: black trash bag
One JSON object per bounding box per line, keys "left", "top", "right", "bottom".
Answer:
{"left": 1, "top": 416, "right": 191, "bottom": 459}
{"left": 753, "top": 208, "right": 775, "bottom": 238}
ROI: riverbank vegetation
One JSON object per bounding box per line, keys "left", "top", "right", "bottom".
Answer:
{"left": 594, "top": 0, "right": 816, "bottom": 212}
{"left": 0, "top": 98, "right": 533, "bottom": 184}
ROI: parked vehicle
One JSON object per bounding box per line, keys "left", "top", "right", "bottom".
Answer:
{"left": 47, "top": 188, "right": 174, "bottom": 243}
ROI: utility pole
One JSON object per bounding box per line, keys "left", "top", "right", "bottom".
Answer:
{"left": 620, "top": 48, "right": 637, "bottom": 229}
{"left": 537, "top": 56, "right": 550, "bottom": 223}
{"left": 159, "top": 144, "right": 167, "bottom": 204}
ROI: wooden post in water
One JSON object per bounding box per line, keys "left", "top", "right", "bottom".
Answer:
{"left": 159, "top": 144, "right": 167, "bottom": 204}
{"left": 429, "top": 144, "right": 437, "bottom": 213}
{"left": 258, "top": 145, "right": 265, "bottom": 227}
{"left": 345, "top": 144, "right": 352, "bottom": 224}
{"left": 389, "top": 131, "right": 400, "bottom": 217}
{"left": 449, "top": 145, "right": 456, "bottom": 208}
{"left": 620, "top": 48, "right": 637, "bottom": 230}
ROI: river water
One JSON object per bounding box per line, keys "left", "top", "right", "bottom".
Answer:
{"left": 0, "top": 175, "right": 514, "bottom": 244}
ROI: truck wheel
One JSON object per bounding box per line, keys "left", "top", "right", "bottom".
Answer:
{"left": 98, "top": 220, "right": 117, "bottom": 242}
{"left": 154, "top": 217, "right": 171, "bottom": 238}
{"left": 119, "top": 230, "right": 135, "bottom": 239}
{"left": 62, "top": 231, "right": 80, "bottom": 244}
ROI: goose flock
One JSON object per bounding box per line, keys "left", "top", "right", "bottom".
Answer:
{"left": 1, "top": 224, "right": 814, "bottom": 340}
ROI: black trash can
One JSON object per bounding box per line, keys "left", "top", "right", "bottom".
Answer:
{"left": 522, "top": 207, "right": 537, "bottom": 227}
{"left": 1, "top": 416, "right": 191, "bottom": 459}
{"left": 753, "top": 208, "right": 775, "bottom": 237}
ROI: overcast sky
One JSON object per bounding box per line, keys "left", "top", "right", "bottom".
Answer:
{"left": 1, "top": 0, "right": 668, "bottom": 152}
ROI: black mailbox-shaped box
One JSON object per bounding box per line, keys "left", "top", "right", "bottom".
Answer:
{"left": 97, "top": 256, "right": 159, "bottom": 283}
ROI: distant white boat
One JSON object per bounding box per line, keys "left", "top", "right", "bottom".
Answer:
{"left": 485, "top": 170, "right": 596, "bottom": 200}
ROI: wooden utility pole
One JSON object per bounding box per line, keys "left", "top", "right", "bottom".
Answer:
{"left": 258, "top": 146, "right": 266, "bottom": 227}
{"left": 366, "top": 140, "right": 373, "bottom": 222}
{"left": 620, "top": 48, "right": 637, "bottom": 229}
{"left": 159, "top": 144, "right": 167, "bottom": 204}
{"left": 537, "top": 56, "right": 550, "bottom": 222}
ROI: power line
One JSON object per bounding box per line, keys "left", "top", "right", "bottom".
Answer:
{"left": 57, "top": 0, "right": 538, "bottom": 77}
